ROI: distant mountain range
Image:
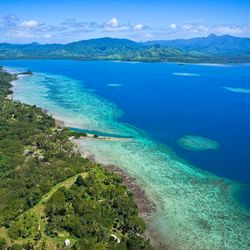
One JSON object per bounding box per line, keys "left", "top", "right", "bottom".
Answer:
{"left": 145, "top": 34, "right": 250, "bottom": 54}
{"left": 0, "top": 34, "right": 250, "bottom": 63}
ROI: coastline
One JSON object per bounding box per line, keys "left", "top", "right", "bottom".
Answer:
{"left": 100, "top": 164, "right": 168, "bottom": 250}
{"left": 54, "top": 117, "right": 133, "bottom": 141}
{"left": 58, "top": 117, "right": 167, "bottom": 249}
{"left": 8, "top": 70, "right": 165, "bottom": 249}
{"left": 6, "top": 64, "right": 250, "bottom": 250}
{"left": 76, "top": 149, "right": 168, "bottom": 250}
{"left": 1, "top": 57, "right": 244, "bottom": 65}
{"left": 2, "top": 56, "right": 250, "bottom": 65}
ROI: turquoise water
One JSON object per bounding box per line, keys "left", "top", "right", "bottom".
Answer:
{"left": 2, "top": 60, "right": 250, "bottom": 249}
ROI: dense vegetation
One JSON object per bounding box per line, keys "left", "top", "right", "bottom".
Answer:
{"left": 0, "top": 34, "right": 250, "bottom": 63}
{"left": 0, "top": 68, "right": 152, "bottom": 249}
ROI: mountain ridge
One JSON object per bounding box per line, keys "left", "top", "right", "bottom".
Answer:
{"left": 144, "top": 34, "right": 250, "bottom": 54}
{"left": 0, "top": 34, "right": 250, "bottom": 63}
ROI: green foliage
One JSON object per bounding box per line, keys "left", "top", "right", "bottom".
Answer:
{"left": 0, "top": 77, "right": 89, "bottom": 226}
{"left": 66, "top": 130, "right": 87, "bottom": 138}
{"left": 16, "top": 71, "right": 32, "bottom": 75}
{"left": 44, "top": 168, "right": 151, "bottom": 249}
{"left": 8, "top": 211, "right": 38, "bottom": 239}
{"left": 126, "top": 236, "right": 152, "bottom": 250}
{"left": 0, "top": 238, "right": 7, "bottom": 250}
{"left": 75, "top": 175, "right": 85, "bottom": 186}
{"left": 21, "top": 241, "right": 34, "bottom": 250}
{"left": 9, "top": 244, "right": 22, "bottom": 250}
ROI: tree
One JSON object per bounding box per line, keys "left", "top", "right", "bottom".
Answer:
{"left": 22, "top": 241, "right": 34, "bottom": 250}
{"left": 0, "top": 238, "right": 7, "bottom": 250}
{"left": 34, "top": 231, "right": 42, "bottom": 241}
{"left": 75, "top": 175, "right": 85, "bottom": 186}
{"left": 126, "top": 236, "right": 152, "bottom": 250}
{"left": 10, "top": 244, "right": 22, "bottom": 250}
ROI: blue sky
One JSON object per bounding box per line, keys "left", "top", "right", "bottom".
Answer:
{"left": 0, "top": 0, "right": 250, "bottom": 43}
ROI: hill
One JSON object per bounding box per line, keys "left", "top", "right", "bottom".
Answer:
{"left": 0, "top": 34, "right": 250, "bottom": 63}
{"left": 145, "top": 34, "right": 250, "bottom": 55}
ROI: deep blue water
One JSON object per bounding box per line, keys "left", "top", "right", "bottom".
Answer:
{"left": 2, "top": 60, "right": 250, "bottom": 204}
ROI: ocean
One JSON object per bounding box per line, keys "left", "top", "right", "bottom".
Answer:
{"left": 2, "top": 60, "right": 250, "bottom": 249}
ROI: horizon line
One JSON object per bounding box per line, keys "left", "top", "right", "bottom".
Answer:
{"left": 1, "top": 33, "right": 249, "bottom": 45}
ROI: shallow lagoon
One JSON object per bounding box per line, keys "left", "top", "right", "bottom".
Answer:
{"left": 2, "top": 60, "right": 250, "bottom": 249}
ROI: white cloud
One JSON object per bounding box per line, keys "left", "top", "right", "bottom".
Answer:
{"left": 107, "top": 18, "right": 119, "bottom": 28}
{"left": 43, "top": 34, "right": 52, "bottom": 38}
{"left": 177, "top": 22, "right": 248, "bottom": 37}
{"left": 1, "top": 13, "right": 250, "bottom": 43}
{"left": 0, "top": 14, "right": 19, "bottom": 31}
{"left": 20, "top": 20, "right": 39, "bottom": 29}
{"left": 197, "top": 25, "right": 208, "bottom": 32}
{"left": 7, "top": 31, "right": 37, "bottom": 38}
{"left": 104, "top": 17, "right": 131, "bottom": 32}
{"left": 134, "top": 24, "right": 144, "bottom": 31}
{"left": 144, "top": 32, "right": 154, "bottom": 39}
{"left": 169, "top": 23, "right": 177, "bottom": 30}
{"left": 212, "top": 25, "right": 243, "bottom": 35}
{"left": 182, "top": 24, "right": 193, "bottom": 31}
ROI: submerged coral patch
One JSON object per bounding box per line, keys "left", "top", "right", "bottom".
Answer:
{"left": 107, "top": 83, "right": 122, "bottom": 87}
{"left": 223, "top": 87, "right": 250, "bottom": 94}
{"left": 178, "top": 135, "right": 220, "bottom": 151}
{"left": 172, "top": 72, "right": 201, "bottom": 77}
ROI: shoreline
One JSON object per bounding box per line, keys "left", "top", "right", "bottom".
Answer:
{"left": 78, "top": 151, "right": 168, "bottom": 250}
{"left": 2, "top": 58, "right": 249, "bottom": 66}
{"left": 54, "top": 117, "right": 133, "bottom": 142}
{"left": 72, "top": 135, "right": 169, "bottom": 249}
{"left": 58, "top": 116, "right": 167, "bottom": 249}
{"left": 52, "top": 119, "right": 167, "bottom": 248}
{"left": 9, "top": 71, "right": 166, "bottom": 249}
{"left": 101, "top": 164, "right": 168, "bottom": 250}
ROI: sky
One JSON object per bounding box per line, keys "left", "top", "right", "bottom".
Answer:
{"left": 0, "top": 0, "right": 250, "bottom": 44}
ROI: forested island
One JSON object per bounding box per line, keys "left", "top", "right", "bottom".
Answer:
{"left": 0, "top": 34, "right": 250, "bottom": 63}
{"left": 0, "top": 67, "right": 153, "bottom": 249}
